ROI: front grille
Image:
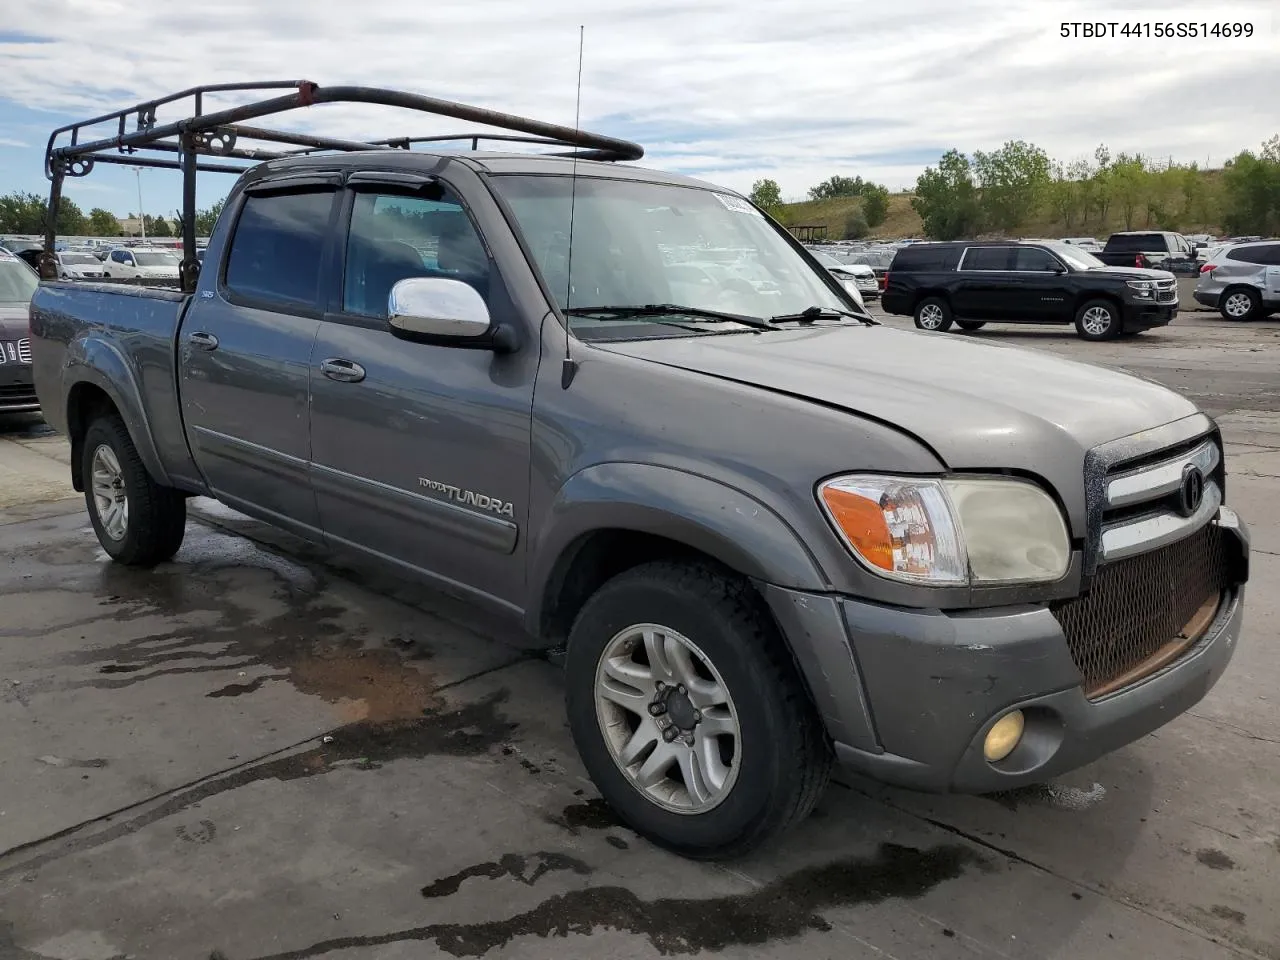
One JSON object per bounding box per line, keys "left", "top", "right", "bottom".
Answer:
{"left": 1052, "top": 522, "right": 1231, "bottom": 696}
{"left": 0, "top": 384, "right": 37, "bottom": 401}
{"left": 17, "top": 338, "right": 31, "bottom": 363}
{"left": 1157, "top": 288, "right": 1177, "bottom": 303}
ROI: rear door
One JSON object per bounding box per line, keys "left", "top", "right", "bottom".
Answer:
{"left": 178, "top": 177, "right": 340, "bottom": 536}
{"left": 307, "top": 173, "right": 540, "bottom": 609}
{"left": 953, "top": 246, "right": 1016, "bottom": 319}
{"left": 1260, "top": 243, "right": 1280, "bottom": 303}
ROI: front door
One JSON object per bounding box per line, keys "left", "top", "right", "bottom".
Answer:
{"left": 1010, "top": 245, "right": 1070, "bottom": 322}
{"left": 179, "top": 183, "right": 340, "bottom": 536}
{"left": 308, "top": 176, "right": 539, "bottom": 610}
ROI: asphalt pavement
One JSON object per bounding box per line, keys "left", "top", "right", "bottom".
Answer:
{"left": 1, "top": 305, "right": 1278, "bottom": 960}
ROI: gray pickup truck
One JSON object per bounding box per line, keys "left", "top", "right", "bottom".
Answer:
{"left": 29, "top": 84, "right": 1250, "bottom": 859}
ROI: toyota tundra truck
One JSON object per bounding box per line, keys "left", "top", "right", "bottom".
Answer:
{"left": 28, "top": 82, "right": 1250, "bottom": 860}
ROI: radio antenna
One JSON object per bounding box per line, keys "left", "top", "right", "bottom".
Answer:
{"left": 560, "top": 24, "right": 584, "bottom": 389}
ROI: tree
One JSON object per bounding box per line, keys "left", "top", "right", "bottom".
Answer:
{"left": 149, "top": 214, "right": 173, "bottom": 238}
{"left": 808, "top": 175, "right": 867, "bottom": 201}
{"left": 911, "top": 150, "right": 981, "bottom": 240}
{"left": 1220, "top": 138, "right": 1280, "bottom": 236}
{"left": 861, "top": 184, "right": 889, "bottom": 228}
{"left": 1047, "top": 163, "right": 1079, "bottom": 230}
{"left": 0, "top": 192, "right": 47, "bottom": 234}
{"left": 194, "top": 198, "right": 225, "bottom": 236}
{"left": 88, "top": 208, "right": 121, "bottom": 237}
{"left": 748, "top": 178, "right": 783, "bottom": 216}
{"left": 843, "top": 211, "right": 869, "bottom": 240}
{"left": 1108, "top": 153, "right": 1149, "bottom": 230}
{"left": 972, "top": 140, "right": 1051, "bottom": 232}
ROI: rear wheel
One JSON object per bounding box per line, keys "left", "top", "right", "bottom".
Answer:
{"left": 955, "top": 320, "right": 986, "bottom": 332}
{"left": 1074, "top": 299, "right": 1122, "bottom": 341}
{"left": 83, "top": 414, "right": 186, "bottom": 566}
{"left": 1220, "top": 287, "right": 1261, "bottom": 322}
{"left": 914, "top": 297, "right": 953, "bottom": 332}
{"left": 565, "top": 561, "right": 831, "bottom": 860}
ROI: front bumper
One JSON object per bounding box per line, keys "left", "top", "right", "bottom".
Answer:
{"left": 0, "top": 363, "right": 39, "bottom": 412}
{"left": 762, "top": 508, "right": 1249, "bottom": 794}
{"left": 1121, "top": 300, "right": 1177, "bottom": 330}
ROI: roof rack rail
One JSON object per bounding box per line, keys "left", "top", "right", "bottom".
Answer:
{"left": 39, "top": 80, "right": 644, "bottom": 291}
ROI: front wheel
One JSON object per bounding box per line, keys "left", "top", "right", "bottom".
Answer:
{"left": 83, "top": 414, "right": 187, "bottom": 566}
{"left": 1074, "top": 299, "right": 1122, "bottom": 341}
{"left": 914, "top": 297, "right": 953, "bottom": 332}
{"left": 565, "top": 562, "right": 831, "bottom": 860}
{"left": 1220, "top": 287, "right": 1261, "bottom": 322}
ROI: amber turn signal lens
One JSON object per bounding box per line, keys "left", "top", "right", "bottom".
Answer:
{"left": 819, "top": 486, "right": 894, "bottom": 571}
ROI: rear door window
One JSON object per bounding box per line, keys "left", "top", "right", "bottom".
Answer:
{"left": 1230, "top": 244, "right": 1280, "bottom": 266}
{"left": 225, "top": 188, "right": 337, "bottom": 310}
{"left": 961, "top": 247, "right": 1014, "bottom": 271}
{"left": 1106, "top": 235, "right": 1150, "bottom": 252}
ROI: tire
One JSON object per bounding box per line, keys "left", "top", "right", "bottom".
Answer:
{"left": 955, "top": 320, "right": 986, "bottom": 332}
{"left": 1074, "top": 299, "right": 1122, "bottom": 341}
{"left": 564, "top": 561, "right": 831, "bottom": 860}
{"left": 1220, "top": 287, "right": 1261, "bottom": 322}
{"left": 914, "top": 297, "right": 953, "bottom": 332}
{"left": 82, "top": 413, "right": 187, "bottom": 566}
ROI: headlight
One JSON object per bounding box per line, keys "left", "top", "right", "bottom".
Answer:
{"left": 817, "top": 475, "right": 1070, "bottom": 585}
{"left": 840, "top": 278, "right": 865, "bottom": 309}
{"left": 1126, "top": 280, "right": 1154, "bottom": 299}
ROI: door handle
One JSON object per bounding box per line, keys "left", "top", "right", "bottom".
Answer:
{"left": 188, "top": 331, "right": 219, "bottom": 351}
{"left": 321, "top": 358, "right": 366, "bottom": 383}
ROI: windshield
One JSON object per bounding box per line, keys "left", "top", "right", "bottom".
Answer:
{"left": 811, "top": 250, "right": 841, "bottom": 267}
{"left": 61, "top": 253, "right": 99, "bottom": 265}
{"left": 1047, "top": 243, "right": 1106, "bottom": 271}
{"left": 0, "top": 260, "right": 39, "bottom": 302}
{"left": 490, "top": 175, "right": 851, "bottom": 337}
{"left": 134, "top": 252, "right": 178, "bottom": 267}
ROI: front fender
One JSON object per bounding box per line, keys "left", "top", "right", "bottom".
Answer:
{"left": 65, "top": 335, "right": 172, "bottom": 488}
{"left": 528, "top": 461, "right": 831, "bottom": 619}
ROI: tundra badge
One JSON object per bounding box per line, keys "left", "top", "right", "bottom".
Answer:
{"left": 418, "top": 477, "right": 515, "bottom": 518}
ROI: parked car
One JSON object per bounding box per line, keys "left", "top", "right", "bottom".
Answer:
{"left": 54, "top": 250, "right": 108, "bottom": 280}
{"left": 1095, "top": 231, "right": 1200, "bottom": 273}
{"left": 1060, "top": 237, "right": 1103, "bottom": 253}
{"left": 811, "top": 251, "right": 878, "bottom": 301}
{"left": 31, "top": 82, "right": 1251, "bottom": 860}
{"left": 101, "top": 247, "right": 181, "bottom": 281}
{"left": 1194, "top": 241, "right": 1280, "bottom": 321}
{"left": 0, "top": 249, "right": 40, "bottom": 413}
{"left": 882, "top": 240, "right": 1178, "bottom": 340}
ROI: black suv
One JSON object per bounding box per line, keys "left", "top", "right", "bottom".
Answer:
{"left": 881, "top": 241, "right": 1179, "bottom": 340}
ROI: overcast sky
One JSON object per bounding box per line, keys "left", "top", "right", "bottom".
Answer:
{"left": 0, "top": 0, "right": 1275, "bottom": 219}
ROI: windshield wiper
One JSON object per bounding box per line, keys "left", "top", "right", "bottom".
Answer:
{"left": 770, "top": 305, "right": 878, "bottom": 326}
{"left": 563, "top": 304, "right": 777, "bottom": 331}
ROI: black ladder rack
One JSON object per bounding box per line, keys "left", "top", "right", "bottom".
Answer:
{"left": 41, "top": 80, "right": 644, "bottom": 291}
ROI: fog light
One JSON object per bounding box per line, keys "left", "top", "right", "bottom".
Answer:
{"left": 983, "top": 710, "right": 1025, "bottom": 762}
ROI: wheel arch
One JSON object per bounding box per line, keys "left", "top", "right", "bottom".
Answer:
{"left": 526, "top": 462, "right": 830, "bottom": 646}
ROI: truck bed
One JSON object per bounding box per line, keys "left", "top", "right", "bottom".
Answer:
{"left": 29, "top": 280, "right": 201, "bottom": 492}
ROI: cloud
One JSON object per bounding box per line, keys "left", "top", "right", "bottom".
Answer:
{"left": 0, "top": 137, "right": 30, "bottom": 148}
{"left": 0, "top": 0, "right": 1275, "bottom": 214}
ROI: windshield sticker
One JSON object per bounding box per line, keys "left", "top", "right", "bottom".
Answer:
{"left": 713, "top": 193, "right": 764, "bottom": 217}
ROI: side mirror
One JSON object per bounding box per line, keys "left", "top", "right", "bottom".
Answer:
{"left": 387, "top": 277, "right": 517, "bottom": 353}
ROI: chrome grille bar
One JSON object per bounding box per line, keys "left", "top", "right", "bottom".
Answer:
{"left": 1106, "top": 439, "right": 1220, "bottom": 508}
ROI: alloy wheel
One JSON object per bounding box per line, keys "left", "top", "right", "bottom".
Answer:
{"left": 594, "top": 623, "right": 741, "bottom": 814}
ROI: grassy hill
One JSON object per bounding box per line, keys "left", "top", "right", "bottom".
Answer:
{"left": 775, "top": 174, "right": 1228, "bottom": 242}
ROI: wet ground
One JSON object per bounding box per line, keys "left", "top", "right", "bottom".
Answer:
{"left": 1, "top": 307, "right": 1279, "bottom": 960}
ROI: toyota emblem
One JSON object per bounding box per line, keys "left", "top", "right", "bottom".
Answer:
{"left": 1178, "top": 464, "right": 1205, "bottom": 517}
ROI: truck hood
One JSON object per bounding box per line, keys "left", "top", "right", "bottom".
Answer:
{"left": 596, "top": 324, "right": 1198, "bottom": 476}
{"left": 0, "top": 302, "right": 30, "bottom": 339}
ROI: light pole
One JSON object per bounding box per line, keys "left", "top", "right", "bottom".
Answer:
{"left": 134, "top": 167, "right": 146, "bottom": 240}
